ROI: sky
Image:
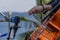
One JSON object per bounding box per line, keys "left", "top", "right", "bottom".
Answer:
{"left": 0, "top": 0, "right": 36, "bottom": 12}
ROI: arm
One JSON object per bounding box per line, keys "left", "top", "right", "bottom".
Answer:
{"left": 28, "top": 0, "right": 59, "bottom": 15}
{"left": 28, "top": 5, "right": 52, "bottom": 15}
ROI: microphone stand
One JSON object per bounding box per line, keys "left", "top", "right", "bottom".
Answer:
{"left": 7, "top": 16, "right": 20, "bottom": 40}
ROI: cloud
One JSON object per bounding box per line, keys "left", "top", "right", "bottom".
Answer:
{"left": 0, "top": 0, "right": 36, "bottom": 12}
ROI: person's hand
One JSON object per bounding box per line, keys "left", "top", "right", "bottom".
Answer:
{"left": 28, "top": 5, "right": 52, "bottom": 15}
{"left": 28, "top": 6, "right": 43, "bottom": 15}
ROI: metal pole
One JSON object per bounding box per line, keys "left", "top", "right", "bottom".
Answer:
{"left": 7, "top": 12, "right": 13, "bottom": 40}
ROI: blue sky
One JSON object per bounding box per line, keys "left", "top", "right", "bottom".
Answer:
{"left": 0, "top": 0, "right": 36, "bottom": 12}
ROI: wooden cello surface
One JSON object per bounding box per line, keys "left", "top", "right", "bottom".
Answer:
{"left": 39, "top": 9, "right": 60, "bottom": 40}
{"left": 30, "top": 9, "right": 60, "bottom": 40}
{"left": 49, "top": 9, "right": 60, "bottom": 31}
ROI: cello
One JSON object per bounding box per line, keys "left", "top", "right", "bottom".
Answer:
{"left": 28, "top": 1, "right": 60, "bottom": 40}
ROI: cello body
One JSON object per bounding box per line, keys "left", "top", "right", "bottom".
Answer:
{"left": 30, "top": 9, "right": 60, "bottom": 40}
{"left": 39, "top": 9, "right": 60, "bottom": 40}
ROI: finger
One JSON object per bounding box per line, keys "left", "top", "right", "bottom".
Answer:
{"left": 28, "top": 9, "right": 34, "bottom": 15}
